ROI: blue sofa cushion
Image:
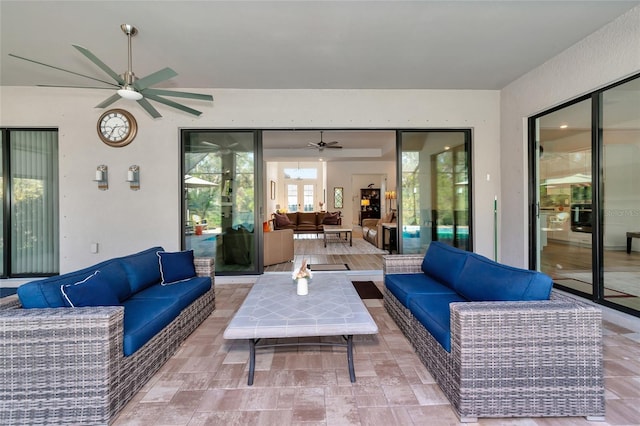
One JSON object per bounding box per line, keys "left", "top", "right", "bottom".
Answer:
{"left": 94, "top": 261, "right": 132, "bottom": 302}
{"left": 421, "top": 241, "right": 469, "bottom": 289}
{"left": 121, "top": 297, "right": 182, "bottom": 356}
{"left": 61, "top": 271, "right": 120, "bottom": 308}
{"left": 130, "top": 277, "right": 211, "bottom": 311}
{"left": 119, "top": 246, "right": 164, "bottom": 293}
{"left": 157, "top": 250, "right": 196, "bottom": 285}
{"left": 385, "top": 273, "right": 457, "bottom": 306}
{"left": 455, "top": 253, "right": 553, "bottom": 302}
{"left": 18, "top": 259, "right": 131, "bottom": 308}
{"left": 408, "top": 293, "right": 467, "bottom": 352}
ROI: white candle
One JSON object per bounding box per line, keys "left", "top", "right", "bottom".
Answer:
{"left": 95, "top": 170, "right": 103, "bottom": 181}
{"left": 127, "top": 170, "right": 135, "bottom": 182}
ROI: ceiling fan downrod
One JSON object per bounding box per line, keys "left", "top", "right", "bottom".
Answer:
{"left": 118, "top": 24, "right": 140, "bottom": 98}
{"left": 121, "top": 24, "right": 137, "bottom": 83}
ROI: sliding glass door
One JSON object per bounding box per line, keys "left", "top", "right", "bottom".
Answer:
{"left": 398, "top": 130, "right": 472, "bottom": 254}
{"left": 601, "top": 78, "right": 640, "bottom": 312}
{"left": 182, "top": 130, "right": 262, "bottom": 275}
{"left": 531, "top": 73, "right": 640, "bottom": 317}
{"left": 534, "top": 99, "right": 594, "bottom": 296}
{"left": 1, "top": 129, "right": 59, "bottom": 277}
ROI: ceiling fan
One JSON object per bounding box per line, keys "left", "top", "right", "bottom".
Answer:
{"left": 8, "top": 24, "right": 213, "bottom": 118}
{"left": 307, "top": 131, "right": 342, "bottom": 151}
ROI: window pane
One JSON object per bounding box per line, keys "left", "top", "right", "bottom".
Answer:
{"left": 10, "top": 130, "right": 59, "bottom": 274}
{"left": 284, "top": 168, "right": 317, "bottom": 179}
{"left": 303, "top": 184, "right": 314, "bottom": 211}
{"left": 287, "top": 184, "right": 298, "bottom": 212}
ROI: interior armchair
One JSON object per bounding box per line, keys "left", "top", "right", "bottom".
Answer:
{"left": 362, "top": 210, "right": 396, "bottom": 248}
{"left": 264, "top": 228, "right": 294, "bottom": 266}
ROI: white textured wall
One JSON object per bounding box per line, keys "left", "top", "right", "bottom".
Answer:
{"left": 500, "top": 5, "right": 640, "bottom": 268}
{"left": 1, "top": 87, "right": 500, "bottom": 272}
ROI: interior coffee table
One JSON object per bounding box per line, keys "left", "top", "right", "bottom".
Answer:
{"left": 323, "top": 224, "right": 353, "bottom": 247}
{"left": 223, "top": 273, "right": 378, "bottom": 385}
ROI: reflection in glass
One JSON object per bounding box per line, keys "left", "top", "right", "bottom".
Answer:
{"left": 183, "top": 131, "right": 256, "bottom": 273}
{"left": 399, "top": 131, "right": 470, "bottom": 254}
{"left": 536, "top": 99, "right": 593, "bottom": 295}
{"left": 602, "top": 78, "right": 640, "bottom": 311}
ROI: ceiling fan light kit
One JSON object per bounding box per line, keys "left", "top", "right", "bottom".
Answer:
{"left": 117, "top": 86, "right": 143, "bottom": 100}
{"left": 9, "top": 24, "right": 213, "bottom": 118}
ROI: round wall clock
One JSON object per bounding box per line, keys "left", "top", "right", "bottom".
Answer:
{"left": 97, "top": 108, "right": 137, "bottom": 147}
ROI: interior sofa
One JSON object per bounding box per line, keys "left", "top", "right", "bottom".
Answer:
{"left": 362, "top": 210, "right": 396, "bottom": 248}
{"left": 272, "top": 211, "right": 341, "bottom": 234}
{"left": 383, "top": 242, "right": 604, "bottom": 422}
{"left": 264, "top": 228, "right": 295, "bottom": 266}
{"left": 0, "top": 247, "right": 215, "bottom": 425}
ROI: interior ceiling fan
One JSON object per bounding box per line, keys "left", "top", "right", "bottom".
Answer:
{"left": 307, "top": 131, "right": 342, "bottom": 151}
{"left": 9, "top": 24, "right": 213, "bottom": 118}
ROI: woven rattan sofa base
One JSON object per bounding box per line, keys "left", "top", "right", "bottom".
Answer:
{"left": 383, "top": 256, "right": 605, "bottom": 423}
{"left": 0, "top": 258, "right": 215, "bottom": 426}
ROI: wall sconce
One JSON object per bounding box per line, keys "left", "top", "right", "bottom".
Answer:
{"left": 127, "top": 165, "right": 140, "bottom": 190}
{"left": 94, "top": 165, "right": 108, "bottom": 190}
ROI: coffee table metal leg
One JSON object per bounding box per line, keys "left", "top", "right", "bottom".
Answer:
{"left": 346, "top": 334, "right": 355, "bottom": 382}
{"left": 349, "top": 231, "right": 352, "bottom": 246}
{"left": 248, "top": 338, "right": 258, "bottom": 385}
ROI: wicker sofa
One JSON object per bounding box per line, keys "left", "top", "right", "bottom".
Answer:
{"left": 0, "top": 247, "right": 215, "bottom": 425}
{"left": 383, "top": 242, "right": 604, "bottom": 422}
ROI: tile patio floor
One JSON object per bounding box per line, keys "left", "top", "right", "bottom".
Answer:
{"left": 113, "top": 281, "right": 640, "bottom": 426}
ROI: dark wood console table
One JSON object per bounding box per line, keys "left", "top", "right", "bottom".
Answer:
{"left": 627, "top": 232, "right": 640, "bottom": 254}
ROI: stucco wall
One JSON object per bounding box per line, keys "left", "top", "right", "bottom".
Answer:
{"left": 1, "top": 88, "right": 500, "bottom": 272}
{"left": 500, "top": 5, "right": 640, "bottom": 268}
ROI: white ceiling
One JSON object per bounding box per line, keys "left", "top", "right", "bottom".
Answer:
{"left": 1, "top": 0, "right": 638, "bottom": 161}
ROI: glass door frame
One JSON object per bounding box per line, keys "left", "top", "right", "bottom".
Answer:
{"left": 528, "top": 72, "right": 640, "bottom": 318}
{"left": 395, "top": 129, "right": 473, "bottom": 254}
{"left": 180, "top": 129, "right": 264, "bottom": 276}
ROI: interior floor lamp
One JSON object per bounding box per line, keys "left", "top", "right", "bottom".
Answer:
{"left": 385, "top": 190, "right": 397, "bottom": 210}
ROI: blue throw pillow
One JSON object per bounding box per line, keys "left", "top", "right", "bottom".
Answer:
{"left": 157, "top": 250, "right": 196, "bottom": 285}
{"left": 60, "top": 271, "right": 120, "bottom": 307}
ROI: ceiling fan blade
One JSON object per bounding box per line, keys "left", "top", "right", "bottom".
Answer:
{"left": 324, "top": 141, "right": 339, "bottom": 146}
{"left": 134, "top": 67, "right": 178, "bottom": 91}
{"left": 137, "top": 97, "right": 162, "bottom": 118}
{"left": 72, "top": 45, "right": 125, "bottom": 85}
{"left": 144, "top": 94, "right": 203, "bottom": 116}
{"left": 142, "top": 88, "right": 213, "bottom": 101}
{"left": 326, "top": 146, "right": 343, "bottom": 149}
{"left": 307, "top": 143, "right": 320, "bottom": 147}
{"left": 95, "top": 93, "right": 122, "bottom": 109}
{"left": 37, "top": 84, "right": 115, "bottom": 89}
{"left": 9, "top": 53, "right": 120, "bottom": 87}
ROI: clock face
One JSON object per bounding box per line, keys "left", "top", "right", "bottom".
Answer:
{"left": 97, "top": 109, "right": 137, "bottom": 147}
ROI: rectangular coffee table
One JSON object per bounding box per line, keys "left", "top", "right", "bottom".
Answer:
{"left": 323, "top": 224, "right": 353, "bottom": 247}
{"left": 223, "top": 273, "right": 378, "bottom": 385}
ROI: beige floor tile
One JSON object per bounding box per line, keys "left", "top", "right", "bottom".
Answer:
{"left": 113, "top": 281, "right": 640, "bottom": 426}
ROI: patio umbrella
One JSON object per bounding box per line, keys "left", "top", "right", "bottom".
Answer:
{"left": 184, "top": 175, "right": 218, "bottom": 188}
